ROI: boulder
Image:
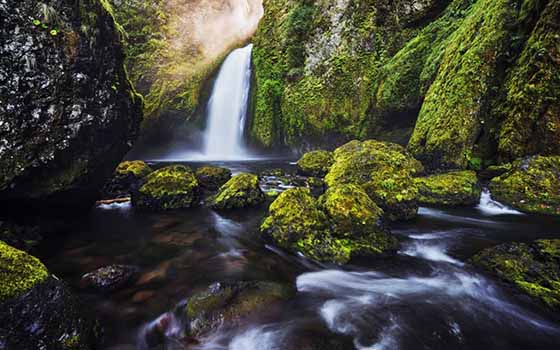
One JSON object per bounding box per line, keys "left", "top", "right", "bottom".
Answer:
{"left": 325, "top": 140, "right": 423, "bottom": 221}
{"left": 414, "top": 171, "right": 481, "bottom": 206}
{"left": 489, "top": 156, "right": 560, "bottom": 215}
{"left": 297, "top": 150, "right": 334, "bottom": 177}
{"left": 80, "top": 265, "right": 139, "bottom": 293}
{"left": 471, "top": 239, "right": 560, "bottom": 310}
{"left": 103, "top": 161, "right": 153, "bottom": 198}
{"left": 195, "top": 166, "right": 232, "bottom": 190}
{"left": 0, "top": 242, "right": 99, "bottom": 349}
{"left": 132, "top": 165, "right": 199, "bottom": 211}
{"left": 211, "top": 173, "right": 265, "bottom": 210}
{"left": 0, "top": 0, "right": 142, "bottom": 214}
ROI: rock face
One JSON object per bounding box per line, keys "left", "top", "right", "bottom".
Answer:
{"left": 195, "top": 166, "right": 232, "bottom": 190}
{"left": 80, "top": 264, "right": 139, "bottom": 293}
{"left": 261, "top": 187, "right": 398, "bottom": 264}
{"left": 414, "top": 171, "right": 481, "bottom": 206}
{"left": 0, "top": 242, "right": 98, "bottom": 349}
{"left": 211, "top": 173, "right": 266, "bottom": 210}
{"left": 132, "top": 165, "right": 200, "bottom": 210}
{"left": 489, "top": 156, "right": 560, "bottom": 216}
{"left": 103, "top": 160, "right": 153, "bottom": 198}
{"left": 296, "top": 150, "right": 334, "bottom": 177}
{"left": 325, "top": 140, "right": 423, "bottom": 221}
{"left": 0, "top": 0, "right": 143, "bottom": 213}
{"left": 471, "top": 239, "right": 560, "bottom": 310}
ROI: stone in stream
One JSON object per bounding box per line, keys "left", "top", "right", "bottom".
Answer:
{"left": 261, "top": 187, "right": 398, "bottom": 264}
{"left": 489, "top": 155, "right": 560, "bottom": 216}
{"left": 103, "top": 161, "right": 153, "bottom": 199}
{"left": 472, "top": 239, "right": 560, "bottom": 311}
{"left": 132, "top": 165, "right": 200, "bottom": 211}
{"left": 80, "top": 265, "right": 139, "bottom": 292}
{"left": 296, "top": 150, "right": 335, "bottom": 177}
{"left": 0, "top": 241, "right": 99, "bottom": 349}
{"left": 414, "top": 170, "right": 481, "bottom": 206}
{"left": 211, "top": 173, "right": 266, "bottom": 210}
{"left": 325, "top": 140, "right": 424, "bottom": 221}
{"left": 195, "top": 166, "right": 232, "bottom": 190}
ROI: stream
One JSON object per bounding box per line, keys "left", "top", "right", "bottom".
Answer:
{"left": 40, "top": 160, "right": 560, "bottom": 350}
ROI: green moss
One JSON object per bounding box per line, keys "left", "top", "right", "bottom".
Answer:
{"left": 471, "top": 239, "right": 560, "bottom": 310}
{"left": 489, "top": 155, "right": 560, "bottom": 215}
{"left": 0, "top": 241, "right": 49, "bottom": 301}
{"left": 296, "top": 150, "right": 334, "bottom": 177}
{"left": 211, "top": 173, "right": 265, "bottom": 210}
{"left": 325, "top": 140, "right": 422, "bottom": 221}
{"left": 116, "top": 160, "right": 153, "bottom": 178}
{"left": 133, "top": 165, "right": 199, "bottom": 210}
{"left": 414, "top": 170, "right": 481, "bottom": 206}
{"left": 195, "top": 166, "right": 232, "bottom": 190}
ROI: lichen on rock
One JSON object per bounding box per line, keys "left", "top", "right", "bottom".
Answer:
{"left": 296, "top": 150, "right": 334, "bottom": 177}
{"left": 414, "top": 170, "right": 481, "bottom": 206}
{"left": 132, "top": 165, "right": 200, "bottom": 210}
{"left": 211, "top": 173, "right": 265, "bottom": 210}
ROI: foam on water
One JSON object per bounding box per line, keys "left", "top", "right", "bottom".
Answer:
{"left": 477, "top": 188, "right": 525, "bottom": 216}
{"left": 401, "top": 241, "right": 463, "bottom": 266}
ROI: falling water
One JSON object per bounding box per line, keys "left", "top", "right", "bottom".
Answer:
{"left": 203, "top": 43, "right": 253, "bottom": 160}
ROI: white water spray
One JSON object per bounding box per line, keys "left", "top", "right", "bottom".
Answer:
{"left": 476, "top": 188, "right": 524, "bottom": 216}
{"left": 203, "top": 44, "right": 254, "bottom": 160}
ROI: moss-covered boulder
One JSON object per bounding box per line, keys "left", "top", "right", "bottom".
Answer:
{"left": 103, "top": 160, "right": 153, "bottom": 198}
{"left": 296, "top": 150, "right": 334, "bottom": 177}
{"left": 471, "top": 239, "right": 560, "bottom": 310}
{"left": 132, "top": 165, "right": 200, "bottom": 210}
{"left": 325, "top": 140, "right": 422, "bottom": 221}
{"left": 210, "top": 173, "right": 265, "bottom": 210}
{"left": 414, "top": 171, "right": 481, "bottom": 206}
{"left": 261, "top": 187, "right": 398, "bottom": 264}
{"left": 0, "top": 242, "right": 99, "bottom": 349}
{"left": 489, "top": 156, "right": 560, "bottom": 216}
{"left": 195, "top": 166, "right": 232, "bottom": 190}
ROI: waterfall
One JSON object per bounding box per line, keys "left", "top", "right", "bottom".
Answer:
{"left": 203, "top": 43, "right": 253, "bottom": 160}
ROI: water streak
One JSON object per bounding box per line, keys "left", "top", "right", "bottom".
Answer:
{"left": 477, "top": 188, "right": 524, "bottom": 216}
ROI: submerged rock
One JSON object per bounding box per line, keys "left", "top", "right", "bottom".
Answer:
{"left": 261, "top": 187, "right": 398, "bottom": 264}
{"left": 325, "top": 140, "right": 423, "bottom": 221}
{"left": 471, "top": 239, "right": 560, "bottom": 310}
{"left": 0, "top": 242, "right": 99, "bottom": 349}
{"left": 489, "top": 156, "right": 560, "bottom": 215}
{"left": 297, "top": 150, "right": 334, "bottom": 177}
{"left": 195, "top": 166, "right": 232, "bottom": 190}
{"left": 132, "top": 165, "right": 200, "bottom": 211}
{"left": 211, "top": 173, "right": 265, "bottom": 210}
{"left": 103, "top": 161, "right": 153, "bottom": 199}
{"left": 414, "top": 171, "right": 481, "bottom": 206}
{"left": 80, "top": 265, "right": 139, "bottom": 293}
{"left": 0, "top": 0, "right": 142, "bottom": 214}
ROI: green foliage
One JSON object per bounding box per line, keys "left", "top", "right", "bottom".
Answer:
{"left": 0, "top": 241, "right": 49, "bottom": 301}
{"left": 414, "top": 170, "right": 481, "bottom": 206}
{"left": 211, "top": 173, "right": 265, "bottom": 210}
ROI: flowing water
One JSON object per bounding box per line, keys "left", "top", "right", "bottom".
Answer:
{"left": 40, "top": 161, "right": 560, "bottom": 350}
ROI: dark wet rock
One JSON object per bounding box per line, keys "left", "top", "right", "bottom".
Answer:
{"left": 211, "top": 173, "right": 266, "bottom": 210}
{"left": 471, "top": 239, "right": 560, "bottom": 310}
{"left": 478, "top": 163, "right": 512, "bottom": 181}
{"left": 489, "top": 155, "right": 560, "bottom": 215}
{"left": 132, "top": 165, "right": 200, "bottom": 211}
{"left": 0, "top": 242, "right": 99, "bottom": 349}
{"left": 103, "top": 161, "right": 153, "bottom": 199}
{"left": 297, "top": 150, "right": 334, "bottom": 177}
{"left": 414, "top": 170, "right": 481, "bottom": 206}
{"left": 80, "top": 264, "right": 139, "bottom": 292}
{"left": 306, "top": 177, "right": 325, "bottom": 197}
{"left": 0, "top": 0, "right": 142, "bottom": 214}
{"left": 0, "top": 221, "right": 42, "bottom": 252}
{"left": 195, "top": 166, "right": 232, "bottom": 190}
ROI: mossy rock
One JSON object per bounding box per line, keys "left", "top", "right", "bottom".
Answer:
{"left": 104, "top": 160, "right": 154, "bottom": 198}
{"left": 210, "top": 173, "right": 265, "bottom": 210}
{"left": 489, "top": 156, "right": 560, "bottom": 216}
{"left": 116, "top": 160, "right": 153, "bottom": 178}
{"left": 478, "top": 163, "right": 512, "bottom": 181}
{"left": 195, "top": 166, "right": 232, "bottom": 190}
{"left": 261, "top": 187, "right": 398, "bottom": 264}
{"left": 132, "top": 165, "right": 199, "bottom": 211}
{"left": 183, "top": 281, "right": 295, "bottom": 338}
{"left": 471, "top": 239, "right": 560, "bottom": 310}
{"left": 325, "top": 140, "right": 422, "bottom": 221}
{"left": 0, "top": 241, "right": 49, "bottom": 301}
{"left": 414, "top": 170, "right": 481, "bottom": 206}
{"left": 296, "top": 150, "right": 334, "bottom": 177}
